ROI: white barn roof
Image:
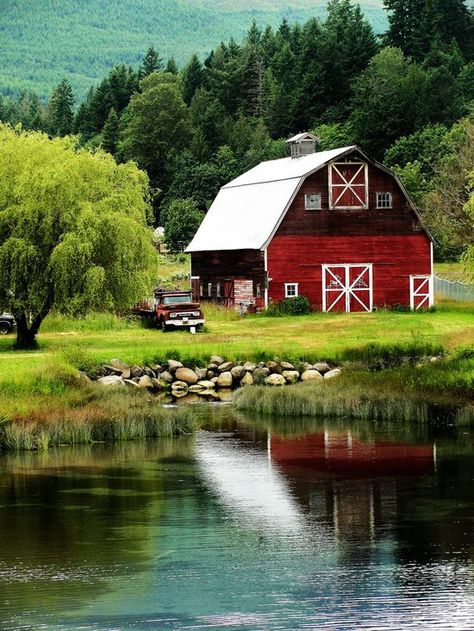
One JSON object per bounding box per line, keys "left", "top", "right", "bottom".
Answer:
{"left": 186, "top": 146, "right": 357, "bottom": 252}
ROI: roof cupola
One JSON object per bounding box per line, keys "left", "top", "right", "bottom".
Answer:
{"left": 286, "top": 132, "right": 319, "bottom": 158}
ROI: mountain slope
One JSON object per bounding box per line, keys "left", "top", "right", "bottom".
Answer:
{"left": 0, "top": 0, "right": 388, "bottom": 99}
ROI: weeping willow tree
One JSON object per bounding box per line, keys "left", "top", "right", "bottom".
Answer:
{"left": 0, "top": 125, "right": 157, "bottom": 349}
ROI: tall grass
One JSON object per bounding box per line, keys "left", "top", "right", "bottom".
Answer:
{"left": 0, "top": 389, "right": 202, "bottom": 452}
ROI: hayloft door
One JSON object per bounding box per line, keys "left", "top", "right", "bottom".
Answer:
{"left": 322, "top": 264, "right": 373, "bottom": 313}
{"left": 224, "top": 279, "right": 234, "bottom": 308}
{"left": 410, "top": 275, "right": 433, "bottom": 310}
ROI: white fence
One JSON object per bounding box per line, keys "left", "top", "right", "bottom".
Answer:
{"left": 434, "top": 274, "right": 474, "bottom": 302}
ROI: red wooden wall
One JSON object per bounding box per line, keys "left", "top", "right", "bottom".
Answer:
{"left": 267, "top": 234, "right": 431, "bottom": 308}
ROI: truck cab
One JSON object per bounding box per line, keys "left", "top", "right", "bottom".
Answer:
{"left": 153, "top": 290, "right": 205, "bottom": 331}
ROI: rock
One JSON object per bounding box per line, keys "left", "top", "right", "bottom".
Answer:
{"left": 240, "top": 371, "right": 254, "bottom": 387}
{"left": 210, "top": 355, "right": 225, "bottom": 366}
{"left": 102, "top": 364, "right": 123, "bottom": 376}
{"left": 197, "top": 380, "right": 216, "bottom": 389}
{"left": 144, "top": 366, "right": 156, "bottom": 378}
{"left": 253, "top": 367, "right": 270, "bottom": 384}
{"left": 231, "top": 365, "right": 246, "bottom": 380}
{"left": 324, "top": 368, "right": 342, "bottom": 379}
{"left": 206, "top": 369, "right": 216, "bottom": 379}
{"left": 280, "top": 361, "right": 294, "bottom": 370}
{"left": 243, "top": 361, "right": 257, "bottom": 372}
{"left": 188, "top": 384, "right": 204, "bottom": 393}
{"left": 301, "top": 369, "right": 323, "bottom": 382}
{"left": 218, "top": 361, "right": 234, "bottom": 373}
{"left": 149, "top": 364, "right": 162, "bottom": 373}
{"left": 130, "top": 366, "right": 144, "bottom": 379}
{"left": 216, "top": 371, "right": 233, "bottom": 387}
{"left": 160, "top": 370, "right": 174, "bottom": 383}
{"left": 151, "top": 378, "right": 169, "bottom": 390}
{"left": 124, "top": 379, "right": 139, "bottom": 387}
{"left": 266, "top": 360, "right": 279, "bottom": 372}
{"left": 282, "top": 370, "right": 300, "bottom": 384}
{"left": 312, "top": 362, "right": 331, "bottom": 374}
{"left": 167, "top": 359, "right": 183, "bottom": 372}
{"left": 257, "top": 362, "right": 265, "bottom": 368}
{"left": 138, "top": 375, "right": 154, "bottom": 389}
{"left": 121, "top": 368, "right": 131, "bottom": 380}
{"left": 265, "top": 374, "right": 286, "bottom": 386}
{"left": 109, "top": 358, "right": 130, "bottom": 371}
{"left": 210, "top": 376, "right": 219, "bottom": 384}
{"left": 197, "top": 389, "right": 219, "bottom": 398}
{"left": 216, "top": 389, "right": 233, "bottom": 402}
{"left": 173, "top": 390, "right": 188, "bottom": 398}
{"left": 175, "top": 367, "right": 198, "bottom": 384}
{"left": 194, "top": 367, "right": 207, "bottom": 380}
{"left": 171, "top": 381, "right": 188, "bottom": 393}
{"left": 78, "top": 371, "right": 91, "bottom": 383}
{"left": 97, "top": 375, "right": 125, "bottom": 387}
{"left": 207, "top": 362, "right": 218, "bottom": 371}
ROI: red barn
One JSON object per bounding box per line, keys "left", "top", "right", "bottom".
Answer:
{"left": 186, "top": 134, "right": 433, "bottom": 312}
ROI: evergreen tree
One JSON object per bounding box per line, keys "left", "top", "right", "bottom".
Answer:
{"left": 165, "top": 58, "right": 178, "bottom": 74}
{"left": 46, "top": 79, "right": 75, "bottom": 136}
{"left": 101, "top": 107, "right": 120, "bottom": 155}
{"left": 181, "top": 54, "right": 204, "bottom": 105}
{"left": 139, "top": 46, "right": 163, "bottom": 79}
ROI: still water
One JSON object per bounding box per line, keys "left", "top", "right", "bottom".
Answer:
{"left": 0, "top": 409, "right": 473, "bottom": 630}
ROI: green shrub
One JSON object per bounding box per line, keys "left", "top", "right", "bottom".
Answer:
{"left": 265, "top": 295, "right": 311, "bottom": 316}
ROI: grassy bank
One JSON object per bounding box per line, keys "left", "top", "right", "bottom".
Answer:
{"left": 234, "top": 348, "right": 474, "bottom": 425}
{"left": 1, "top": 300, "right": 473, "bottom": 439}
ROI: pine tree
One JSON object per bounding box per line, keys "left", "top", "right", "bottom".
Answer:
{"left": 383, "top": 0, "right": 425, "bottom": 59}
{"left": 101, "top": 108, "right": 120, "bottom": 155}
{"left": 182, "top": 54, "right": 204, "bottom": 105}
{"left": 46, "top": 79, "right": 75, "bottom": 136}
{"left": 139, "top": 46, "right": 163, "bottom": 79}
{"left": 165, "top": 58, "right": 178, "bottom": 74}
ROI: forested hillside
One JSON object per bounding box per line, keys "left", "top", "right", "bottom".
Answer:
{"left": 1, "top": 0, "right": 474, "bottom": 268}
{"left": 0, "top": 0, "right": 388, "bottom": 98}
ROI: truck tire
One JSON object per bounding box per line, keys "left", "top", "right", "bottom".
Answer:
{"left": 0, "top": 322, "right": 11, "bottom": 335}
{"left": 160, "top": 319, "right": 169, "bottom": 332}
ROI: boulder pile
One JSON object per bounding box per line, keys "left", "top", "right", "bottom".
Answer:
{"left": 93, "top": 355, "right": 342, "bottom": 396}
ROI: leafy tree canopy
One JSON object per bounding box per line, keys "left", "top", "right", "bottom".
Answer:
{"left": 163, "top": 198, "right": 203, "bottom": 252}
{"left": 0, "top": 125, "right": 157, "bottom": 348}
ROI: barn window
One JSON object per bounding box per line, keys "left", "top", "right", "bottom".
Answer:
{"left": 200, "top": 283, "right": 203, "bottom": 297}
{"left": 376, "top": 192, "right": 392, "bottom": 208}
{"left": 207, "top": 282, "right": 212, "bottom": 297}
{"left": 256, "top": 283, "right": 261, "bottom": 298}
{"left": 216, "top": 282, "right": 221, "bottom": 298}
{"left": 285, "top": 283, "right": 298, "bottom": 298}
{"left": 329, "top": 162, "right": 368, "bottom": 209}
{"left": 305, "top": 193, "right": 322, "bottom": 210}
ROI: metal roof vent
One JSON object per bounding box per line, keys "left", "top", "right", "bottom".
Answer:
{"left": 286, "top": 132, "right": 319, "bottom": 158}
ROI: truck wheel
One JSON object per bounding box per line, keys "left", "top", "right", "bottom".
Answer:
{"left": 0, "top": 323, "right": 11, "bottom": 335}
{"left": 160, "top": 319, "right": 169, "bottom": 332}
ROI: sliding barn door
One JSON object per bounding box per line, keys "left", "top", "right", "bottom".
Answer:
{"left": 322, "top": 264, "right": 373, "bottom": 313}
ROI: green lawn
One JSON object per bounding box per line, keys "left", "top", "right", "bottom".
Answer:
{"left": 1, "top": 301, "right": 473, "bottom": 421}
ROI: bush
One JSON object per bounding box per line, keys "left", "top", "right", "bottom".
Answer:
{"left": 265, "top": 295, "right": 311, "bottom": 316}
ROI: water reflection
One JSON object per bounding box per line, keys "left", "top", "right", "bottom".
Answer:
{"left": 0, "top": 410, "right": 472, "bottom": 630}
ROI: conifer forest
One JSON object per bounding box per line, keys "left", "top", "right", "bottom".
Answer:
{"left": 1, "top": 0, "right": 474, "bottom": 262}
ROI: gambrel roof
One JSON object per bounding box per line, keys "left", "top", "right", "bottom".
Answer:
{"left": 186, "top": 145, "right": 429, "bottom": 253}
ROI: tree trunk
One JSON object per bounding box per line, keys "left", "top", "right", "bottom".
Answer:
{"left": 13, "top": 299, "right": 52, "bottom": 350}
{"left": 14, "top": 315, "right": 39, "bottom": 350}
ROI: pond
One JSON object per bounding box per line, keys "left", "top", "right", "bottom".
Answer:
{"left": 0, "top": 409, "right": 473, "bottom": 630}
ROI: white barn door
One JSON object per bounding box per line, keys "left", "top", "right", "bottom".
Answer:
{"left": 410, "top": 275, "right": 433, "bottom": 310}
{"left": 322, "top": 264, "right": 373, "bottom": 313}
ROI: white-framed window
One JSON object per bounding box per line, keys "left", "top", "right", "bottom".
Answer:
{"left": 376, "top": 192, "right": 392, "bottom": 208}
{"left": 256, "top": 283, "right": 261, "bottom": 299}
{"left": 216, "top": 282, "right": 221, "bottom": 298}
{"left": 305, "top": 193, "right": 322, "bottom": 210}
{"left": 207, "top": 282, "right": 212, "bottom": 297}
{"left": 200, "top": 284, "right": 203, "bottom": 297}
{"left": 285, "top": 283, "right": 298, "bottom": 298}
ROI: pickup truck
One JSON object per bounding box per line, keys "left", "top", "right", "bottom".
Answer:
{"left": 0, "top": 313, "right": 16, "bottom": 335}
{"left": 134, "top": 290, "right": 205, "bottom": 332}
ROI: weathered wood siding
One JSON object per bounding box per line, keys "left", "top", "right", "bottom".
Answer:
{"left": 191, "top": 249, "right": 265, "bottom": 303}
{"left": 267, "top": 234, "right": 431, "bottom": 308}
